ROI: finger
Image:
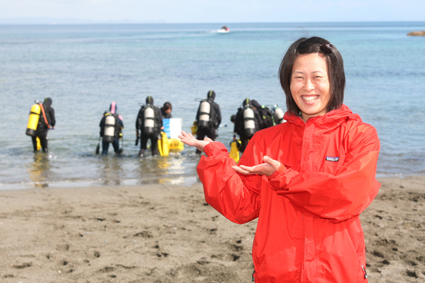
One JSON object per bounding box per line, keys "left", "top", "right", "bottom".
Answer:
{"left": 238, "top": 165, "right": 256, "bottom": 173}
{"left": 232, "top": 165, "right": 251, "bottom": 175}
{"left": 263, "top": 156, "right": 280, "bottom": 168}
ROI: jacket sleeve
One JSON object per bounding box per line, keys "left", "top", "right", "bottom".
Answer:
{"left": 268, "top": 125, "right": 380, "bottom": 223}
{"left": 197, "top": 142, "right": 263, "bottom": 224}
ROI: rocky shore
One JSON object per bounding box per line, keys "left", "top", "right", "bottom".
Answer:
{"left": 407, "top": 30, "right": 425, "bottom": 36}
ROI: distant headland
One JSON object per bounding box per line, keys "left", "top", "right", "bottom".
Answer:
{"left": 407, "top": 30, "right": 425, "bottom": 36}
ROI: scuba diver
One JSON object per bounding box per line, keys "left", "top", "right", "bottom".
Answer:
{"left": 136, "top": 96, "right": 163, "bottom": 157}
{"left": 99, "top": 102, "right": 124, "bottom": 156}
{"left": 233, "top": 98, "right": 262, "bottom": 153}
{"left": 251, "top": 99, "right": 276, "bottom": 129}
{"left": 273, "top": 105, "right": 286, "bottom": 124}
{"left": 26, "top": 97, "right": 56, "bottom": 153}
{"left": 195, "top": 90, "right": 222, "bottom": 154}
{"left": 160, "top": 102, "right": 173, "bottom": 118}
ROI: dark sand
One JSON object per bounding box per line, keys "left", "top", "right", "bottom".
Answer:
{"left": 0, "top": 176, "right": 424, "bottom": 282}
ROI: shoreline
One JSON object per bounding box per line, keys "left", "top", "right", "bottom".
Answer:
{"left": 0, "top": 173, "right": 421, "bottom": 191}
{"left": 0, "top": 176, "right": 424, "bottom": 282}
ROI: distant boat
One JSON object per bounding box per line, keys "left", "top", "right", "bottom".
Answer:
{"left": 217, "top": 25, "right": 230, "bottom": 33}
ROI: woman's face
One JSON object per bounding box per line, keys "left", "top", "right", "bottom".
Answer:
{"left": 290, "top": 53, "right": 330, "bottom": 122}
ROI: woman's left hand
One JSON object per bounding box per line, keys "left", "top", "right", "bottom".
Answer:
{"left": 233, "top": 156, "right": 282, "bottom": 177}
{"left": 178, "top": 131, "right": 213, "bottom": 153}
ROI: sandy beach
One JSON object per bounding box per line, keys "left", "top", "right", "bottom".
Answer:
{"left": 0, "top": 175, "right": 424, "bottom": 283}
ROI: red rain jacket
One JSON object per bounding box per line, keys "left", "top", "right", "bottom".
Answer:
{"left": 197, "top": 105, "right": 380, "bottom": 283}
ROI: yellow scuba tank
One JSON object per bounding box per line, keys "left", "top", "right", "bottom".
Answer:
{"left": 26, "top": 103, "right": 41, "bottom": 136}
{"left": 229, "top": 140, "right": 240, "bottom": 163}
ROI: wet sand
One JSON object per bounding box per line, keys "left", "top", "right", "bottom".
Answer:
{"left": 0, "top": 176, "right": 424, "bottom": 282}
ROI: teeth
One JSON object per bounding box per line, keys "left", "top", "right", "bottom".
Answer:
{"left": 302, "top": 96, "right": 318, "bottom": 101}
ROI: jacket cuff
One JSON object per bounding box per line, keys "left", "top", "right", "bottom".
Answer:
{"left": 267, "top": 163, "right": 286, "bottom": 180}
{"left": 204, "top": 142, "right": 228, "bottom": 157}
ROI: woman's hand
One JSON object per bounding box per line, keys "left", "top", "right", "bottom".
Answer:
{"left": 233, "top": 156, "right": 281, "bottom": 177}
{"left": 178, "top": 131, "right": 213, "bottom": 153}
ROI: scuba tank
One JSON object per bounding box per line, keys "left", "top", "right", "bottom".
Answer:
{"left": 143, "top": 106, "right": 155, "bottom": 134}
{"left": 26, "top": 103, "right": 41, "bottom": 136}
{"left": 273, "top": 105, "right": 285, "bottom": 124}
{"left": 198, "top": 100, "right": 211, "bottom": 128}
{"left": 103, "top": 114, "right": 116, "bottom": 143}
{"left": 243, "top": 106, "right": 256, "bottom": 137}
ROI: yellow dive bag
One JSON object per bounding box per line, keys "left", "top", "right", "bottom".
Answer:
{"left": 158, "top": 132, "right": 170, "bottom": 157}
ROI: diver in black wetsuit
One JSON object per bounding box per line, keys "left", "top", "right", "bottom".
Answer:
{"left": 233, "top": 98, "right": 262, "bottom": 153}
{"left": 31, "top": 97, "right": 55, "bottom": 153}
{"left": 195, "top": 90, "right": 222, "bottom": 154}
{"left": 99, "top": 102, "right": 124, "bottom": 155}
{"left": 136, "top": 96, "right": 163, "bottom": 157}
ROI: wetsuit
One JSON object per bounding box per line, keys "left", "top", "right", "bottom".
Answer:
{"left": 195, "top": 93, "right": 221, "bottom": 154}
{"left": 136, "top": 103, "right": 163, "bottom": 157}
{"left": 32, "top": 98, "right": 55, "bottom": 152}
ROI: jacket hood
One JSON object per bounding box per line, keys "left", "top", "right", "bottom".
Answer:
{"left": 284, "top": 104, "right": 361, "bottom": 129}
{"left": 207, "top": 90, "right": 215, "bottom": 101}
{"left": 109, "top": 102, "right": 117, "bottom": 114}
{"left": 242, "top": 98, "right": 250, "bottom": 107}
{"left": 43, "top": 97, "right": 52, "bottom": 108}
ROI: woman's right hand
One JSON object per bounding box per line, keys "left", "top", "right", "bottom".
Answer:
{"left": 178, "top": 131, "right": 213, "bottom": 153}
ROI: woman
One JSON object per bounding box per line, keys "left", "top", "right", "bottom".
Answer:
{"left": 179, "top": 36, "right": 380, "bottom": 283}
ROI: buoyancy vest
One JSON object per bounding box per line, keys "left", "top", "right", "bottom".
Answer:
{"left": 260, "top": 106, "right": 275, "bottom": 129}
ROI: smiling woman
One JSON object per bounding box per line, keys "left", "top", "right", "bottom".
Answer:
{"left": 289, "top": 53, "right": 331, "bottom": 121}
{"left": 280, "top": 37, "right": 346, "bottom": 121}
{"left": 179, "top": 36, "right": 381, "bottom": 282}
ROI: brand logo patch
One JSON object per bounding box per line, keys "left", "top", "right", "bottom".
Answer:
{"left": 326, "top": 156, "right": 339, "bottom": 162}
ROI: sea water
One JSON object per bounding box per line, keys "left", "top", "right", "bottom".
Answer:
{"left": 0, "top": 22, "right": 424, "bottom": 189}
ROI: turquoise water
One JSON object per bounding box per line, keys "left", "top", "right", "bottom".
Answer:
{"left": 1, "top": 22, "right": 424, "bottom": 189}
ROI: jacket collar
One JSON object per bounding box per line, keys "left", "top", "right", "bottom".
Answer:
{"left": 283, "top": 104, "right": 361, "bottom": 129}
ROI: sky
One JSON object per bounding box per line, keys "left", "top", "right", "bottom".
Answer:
{"left": 0, "top": 0, "right": 424, "bottom": 24}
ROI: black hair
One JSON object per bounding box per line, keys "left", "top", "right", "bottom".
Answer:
{"left": 279, "top": 36, "right": 345, "bottom": 115}
{"left": 163, "top": 102, "right": 172, "bottom": 111}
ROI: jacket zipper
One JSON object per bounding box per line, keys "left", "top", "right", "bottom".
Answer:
{"left": 361, "top": 265, "right": 368, "bottom": 279}
{"left": 301, "top": 214, "right": 305, "bottom": 283}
